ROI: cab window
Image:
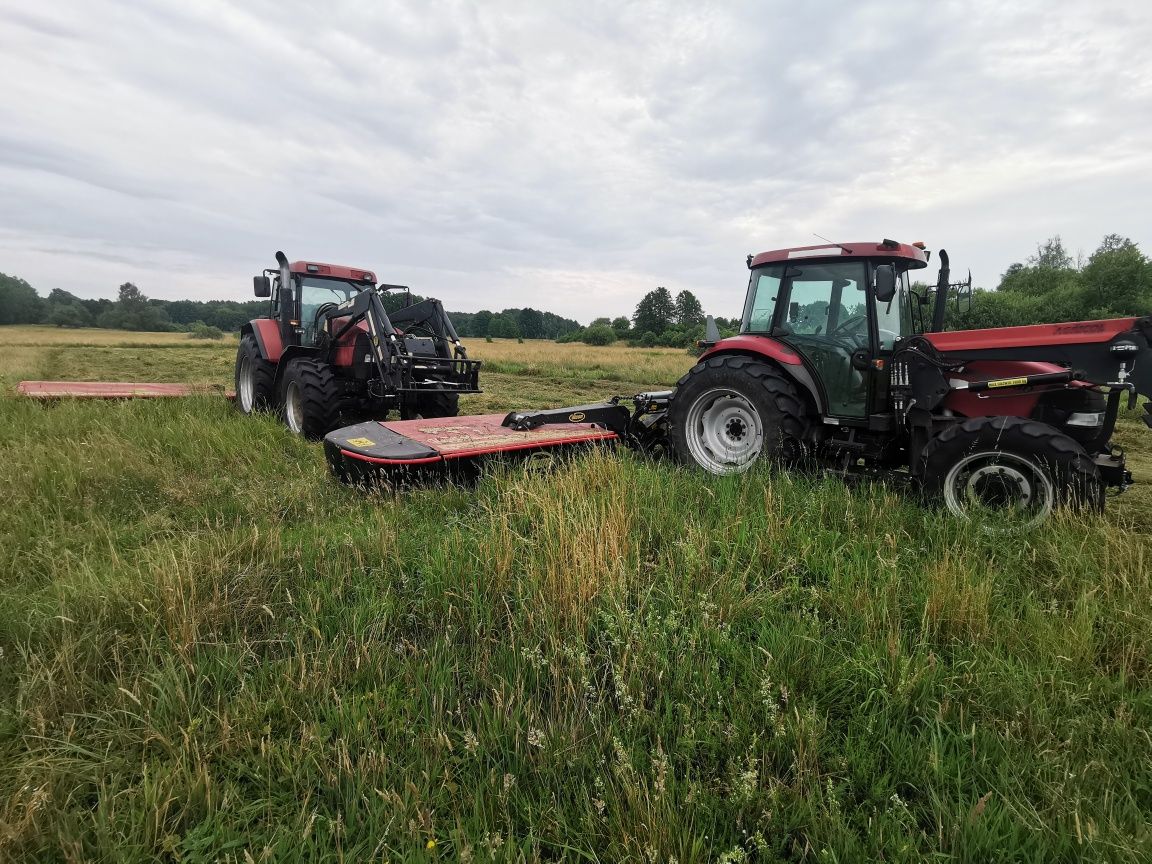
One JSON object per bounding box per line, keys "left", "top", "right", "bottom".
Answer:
{"left": 780, "top": 261, "right": 868, "bottom": 338}
{"left": 741, "top": 267, "right": 782, "bottom": 333}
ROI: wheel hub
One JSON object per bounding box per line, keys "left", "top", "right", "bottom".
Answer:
{"left": 943, "top": 452, "right": 1054, "bottom": 526}
{"left": 968, "top": 464, "right": 1031, "bottom": 508}
{"left": 684, "top": 389, "right": 764, "bottom": 474}
{"left": 725, "top": 416, "right": 747, "bottom": 441}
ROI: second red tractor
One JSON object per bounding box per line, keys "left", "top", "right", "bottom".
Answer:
{"left": 235, "top": 252, "right": 480, "bottom": 438}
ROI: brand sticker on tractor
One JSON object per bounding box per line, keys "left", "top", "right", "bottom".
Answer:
{"left": 987, "top": 377, "right": 1028, "bottom": 389}
{"left": 346, "top": 437, "right": 375, "bottom": 447}
{"left": 568, "top": 411, "right": 586, "bottom": 422}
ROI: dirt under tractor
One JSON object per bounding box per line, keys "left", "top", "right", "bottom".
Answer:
{"left": 235, "top": 252, "right": 480, "bottom": 438}
{"left": 325, "top": 240, "right": 1152, "bottom": 525}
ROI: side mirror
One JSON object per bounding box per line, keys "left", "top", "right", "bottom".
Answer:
{"left": 253, "top": 275, "right": 271, "bottom": 298}
{"left": 874, "top": 264, "right": 897, "bottom": 303}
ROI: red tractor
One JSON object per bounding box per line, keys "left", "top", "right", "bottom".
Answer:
{"left": 235, "top": 252, "right": 480, "bottom": 438}
{"left": 324, "top": 240, "right": 1151, "bottom": 524}
{"left": 664, "top": 240, "right": 1150, "bottom": 522}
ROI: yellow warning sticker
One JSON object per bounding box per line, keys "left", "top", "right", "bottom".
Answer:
{"left": 346, "top": 437, "right": 375, "bottom": 447}
{"left": 987, "top": 377, "right": 1028, "bottom": 389}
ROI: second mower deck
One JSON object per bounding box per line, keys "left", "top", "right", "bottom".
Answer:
{"left": 324, "top": 413, "right": 620, "bottom": 484}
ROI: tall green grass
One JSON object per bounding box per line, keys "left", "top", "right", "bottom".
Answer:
{"left": 1, "top": 390, "right": 1150, "bottom": 862}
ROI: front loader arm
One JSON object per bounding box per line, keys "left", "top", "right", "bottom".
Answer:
{"left": 324, "top": 287, "right": 407, "bottom": 388}
{"left": 321, "top": 287, "right": 482, "bottom": 396}
{"left": 387, "top": 298, "right": 469, "bottom": 359}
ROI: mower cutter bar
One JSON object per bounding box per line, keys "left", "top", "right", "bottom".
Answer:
{"left": 17, "top": 381, "right": 235, "bottom": 400}
{"left": 324, "top": 413, "right": 619, "bottom": 485}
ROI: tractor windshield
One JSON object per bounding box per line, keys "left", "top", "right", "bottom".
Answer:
{"left": 299, "top": 277, "right": 365, "bottom": 342}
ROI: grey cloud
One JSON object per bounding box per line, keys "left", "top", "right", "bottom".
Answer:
{"left": 0, "top": 0, "right": 1149, "bottom": 321}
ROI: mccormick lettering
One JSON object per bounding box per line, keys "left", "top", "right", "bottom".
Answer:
{"left": 1054, "top": 322, "right": 1105, "bottom": 334}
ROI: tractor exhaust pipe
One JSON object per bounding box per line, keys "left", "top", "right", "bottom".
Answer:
{"left": 931, "top": 249, "right": 950, "bottom": 333}
{"left": 275, "top": 250, "right": 291, "bottom": 296}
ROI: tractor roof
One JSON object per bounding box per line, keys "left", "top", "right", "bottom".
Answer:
{"left": 750, "top": 241, "right": 929, "bottom": 269}
{"left": 289, "top": 260, "right": 377, "bottom": 283}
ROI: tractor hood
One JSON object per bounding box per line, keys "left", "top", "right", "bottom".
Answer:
{"left": 923, "top": 317, "right": 1142, "bottom": 352}
{"left": 927, "top": 316, "right": 1152, "bottom": 424}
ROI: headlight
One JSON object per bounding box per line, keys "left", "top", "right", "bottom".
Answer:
{"left": 1066, "top": 411, "right": 1104, "bottom": 427}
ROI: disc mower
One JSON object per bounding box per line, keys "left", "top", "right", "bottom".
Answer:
{"left": 325, "top": 240, "right": 1151, "bottom": 524}
{"left": 236, "top": 252, "right": 480, "bottom": 438}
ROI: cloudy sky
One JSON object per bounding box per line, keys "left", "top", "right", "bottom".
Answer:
{"left": 1, "top": 1, "right": 1150, "bottom": 322}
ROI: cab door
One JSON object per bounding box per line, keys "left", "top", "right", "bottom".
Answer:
{"left": 770, "top": 260, "right": 871, "bottom": 418}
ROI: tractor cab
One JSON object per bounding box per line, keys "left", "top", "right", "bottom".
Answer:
{"left": 738, "top": 240, "right": 928, "bottom": 418}
{"left": 253, "top": 258, "right": 377, "bottom": 349}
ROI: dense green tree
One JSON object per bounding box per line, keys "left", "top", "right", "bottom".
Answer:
{"left": 1028, "top": 235, "right": 1073, "bottom": 270}
{"left": 674, "top": 290, "right": 704, "bottom": 327}
{"left": 45, "top": 302, "right": 93, "bottom": 328}
{"left": 580, "top": 324, "right": 617, "bottom": 345}
{"left": 471, "top": 310, "right": 494, "bottom": 337}
{"left": 47, "top": 288, "right": 80, "bottom": 305}
{"left": 1080, "top": 235, "right": 1150, "bottom": 316}
{"left": 96, "top": 283, "right": 172, "bottom": 331}
{"left": 0, "top": 273, "right": 43, "bottom": 324}
{"left": 118, "top": 282, "right": 145, "bottom": 304}
{"left": 610, "top": 316, "right": 631, "bottom": 338}
{"left": 488, "top": 313, "right": 521, "bottom": 339}
{"left": 633, "top": 287, "right": 676, "bottom": 336}
{"left": 517, "top": 308, "right": 545, "bottom": 339}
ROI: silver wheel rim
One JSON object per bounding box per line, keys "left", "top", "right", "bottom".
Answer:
{"left": 943, "top": 451, "right": 1054, "bottom": 526}
{"left": 238, "top": 355, "right": 254, "bottom": 412}
{"left": 684, "top": 387, "right": 764, "bottom": 474}
{"left": 285, "top": 380, "right": 304, "bottom": 434}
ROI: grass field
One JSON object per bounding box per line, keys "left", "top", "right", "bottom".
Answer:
{"left": 1, "top": 325, "right": 1150, "bottom": 862}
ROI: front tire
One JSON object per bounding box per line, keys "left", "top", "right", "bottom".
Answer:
{"left": 668, "top": 355, "right": 810, "bottom": 474}
{"left": 279, "top": 358, "right": 358, "bottom": 440}
{"left": 235, "top": 334, "right": 276, "bottom": 414}
{"left": 920, "top": 416, "right": 1101, "bottom": 526}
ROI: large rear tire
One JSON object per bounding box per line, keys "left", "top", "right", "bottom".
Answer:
{"left": 235, "top": 334, "right": 276, "bottom": 414}
{"left": 668, "top": 355, "right": 810, "bottom": 474}
{"left": 920, "top": 416, "right": 1101, "bottom": 526}
{"left": 279, "top": 358, "right": 358, "bottom": 440}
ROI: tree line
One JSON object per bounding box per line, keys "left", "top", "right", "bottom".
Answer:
{"left": 558, "top": 287, "right": 739, "bottom": 348}
{"left": 378, "top": 292, "right": 582, "bottom": 340}
{"left": 0, "top": 279, "right": 270, "bottom": 333}
{"left": 0, "top": 278, "right": 583, "bottom": 340}
{"left": 944, "top": 234, "right": 1150, "bottom": 330}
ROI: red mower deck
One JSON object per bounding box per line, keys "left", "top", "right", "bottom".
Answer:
{"left": 17, "top": 381, "right": 235, "bottom": 399}
{"left": 324, "top": 413, "right": 620, "bottom": 484}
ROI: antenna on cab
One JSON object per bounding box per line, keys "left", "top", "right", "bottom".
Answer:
{"left": 812, "top": 233, "right": 853, "bottom": 254}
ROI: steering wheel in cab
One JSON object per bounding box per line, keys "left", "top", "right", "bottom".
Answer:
{"left": 826, "top": 314, "right": 869, "bottom": 348}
